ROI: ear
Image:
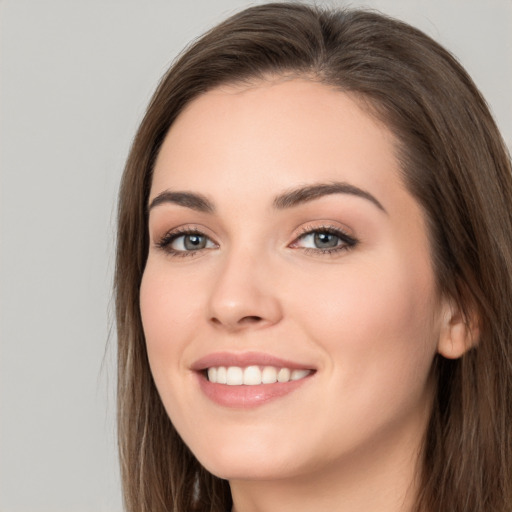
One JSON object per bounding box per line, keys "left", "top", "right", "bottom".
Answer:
{"left": 437, "top": 297, "right": 480, "bottom": 359}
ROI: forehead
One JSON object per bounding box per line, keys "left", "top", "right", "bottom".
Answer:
{"left": 151, "top": 78, "right": 403, "bottom": 208}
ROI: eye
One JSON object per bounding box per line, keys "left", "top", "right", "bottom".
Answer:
{"left": 157, "top": 229, "right": 217, "bottom": 257}
{"left": 300, "top": 232, "right": 341, "bottom": 249}
{"left": 291, "top": 226, "right": 358, "bottom": 254}
{"left": 171, "top": 233, "right": 214, "bottom": 251}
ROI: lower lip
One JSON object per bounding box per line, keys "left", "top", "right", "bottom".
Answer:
{"left": 197, "top": 373, "right": 312, "bottom": 408}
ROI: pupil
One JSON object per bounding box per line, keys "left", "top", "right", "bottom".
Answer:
{"left": 314, "top": 232, "right": 338, "bottom": 248}
{"left": 184, "top": 235, "right": 205, "bottom": 250}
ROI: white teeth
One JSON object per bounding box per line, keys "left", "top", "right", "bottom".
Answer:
{"left": 243, "top": 366, "right": 262, "bottom": 385}
{"left": 226, "top": 366, "right": 243, "bottom": 385}
{"left": 206, "top": 365, "right": 311, "bottom": 385}
{"left": 291, "top": 369, "right": 310, "bottom": 381}
{"left": 207, "top": 367, "right": 217, "bottom": 383}
{"left": 261, "top": 366, "right": 277, "bottom": 384}
{"left": 277, "top": 368, "right": 291, "bottom": 382}
{"left": 216, "top": 366, "right": 227, "bottom": 384}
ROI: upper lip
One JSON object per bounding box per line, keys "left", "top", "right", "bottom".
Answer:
{"left": 191, "top": 351, "right": 315, "bottom": 371}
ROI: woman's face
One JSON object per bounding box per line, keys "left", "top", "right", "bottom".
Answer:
{"left": 140, "top": 79, "right": 447, "bottom": 481}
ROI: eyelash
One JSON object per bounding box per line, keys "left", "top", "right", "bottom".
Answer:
{"left": 155, "top": 224, "right": 358, "bottom": 258}
{"left": 292, "top": 224, "right": 358, "bottom": 255}
{"left": 156, "top": 227, "right": 213, "bottom": 258}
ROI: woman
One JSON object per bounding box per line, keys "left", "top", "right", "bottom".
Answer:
{"left": 115, "top": 3, "right": 512, "bottom": 511}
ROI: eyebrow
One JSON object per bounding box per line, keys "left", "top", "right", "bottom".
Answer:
{"left": 148, "top": 181, "right": 386, "bottom": 214}
{"left": 273, "top": 182, "right": 386, "bottom": 213}
{"left": 148, "top": 191, "right": 215, "bottom": 213}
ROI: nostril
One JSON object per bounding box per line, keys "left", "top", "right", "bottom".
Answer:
{"left": 210, "top": 315, "right": 264, "bottom": 327}
{"left": 239, "top": 315, "right": 263, "bottom": 324}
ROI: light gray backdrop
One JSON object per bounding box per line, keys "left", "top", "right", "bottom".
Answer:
{"left": 1, "top": 1, "right": 510, "bottom": 511}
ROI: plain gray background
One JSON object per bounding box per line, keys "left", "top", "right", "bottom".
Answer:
{"left": 1, "top": 1, "right": 510, "bottom": 510}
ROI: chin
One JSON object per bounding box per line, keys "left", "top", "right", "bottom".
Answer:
{"left": 201, "top": 456, "right": 295, "bottom": 481}
{"left": 190, "top": 441, "right": 301, "bottom": 481}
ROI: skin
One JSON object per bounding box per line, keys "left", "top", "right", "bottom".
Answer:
{"left": 140, "top": 78, "right": 469, "bottom": 512}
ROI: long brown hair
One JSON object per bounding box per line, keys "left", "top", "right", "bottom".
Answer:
{"left": 115, "top": 3, "right": 512, "bottom": 511}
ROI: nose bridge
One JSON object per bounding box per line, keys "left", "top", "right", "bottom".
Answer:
{"left": 207, "top": 241, "right": 282, "bottom": 330}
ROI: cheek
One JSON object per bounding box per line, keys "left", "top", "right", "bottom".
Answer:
{"left": 289, "top": 252, "right": 440, "bottom": 390}
{"left": 139, "top": 260, "right": 203, "bottom": 375}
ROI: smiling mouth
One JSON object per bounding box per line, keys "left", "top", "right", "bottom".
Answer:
{"left": 206, "top": 365, "right": 313, "bottom": 385}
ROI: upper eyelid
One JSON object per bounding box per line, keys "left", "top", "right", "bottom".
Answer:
{"left": 154, "top": 224, "right": 216, "bottom": 242}
{"left": 158, "top": 231, "right": 216, "bottom": 249}
{"left": 292, "top": 225, "right": 356, "bottom": 245}
{"left": 292, "top": 222, "right": 355, "bottom": 240}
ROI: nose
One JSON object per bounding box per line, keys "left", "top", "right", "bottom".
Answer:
{"left": 207, "top": 249, "right": 283, "bottom": 331}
